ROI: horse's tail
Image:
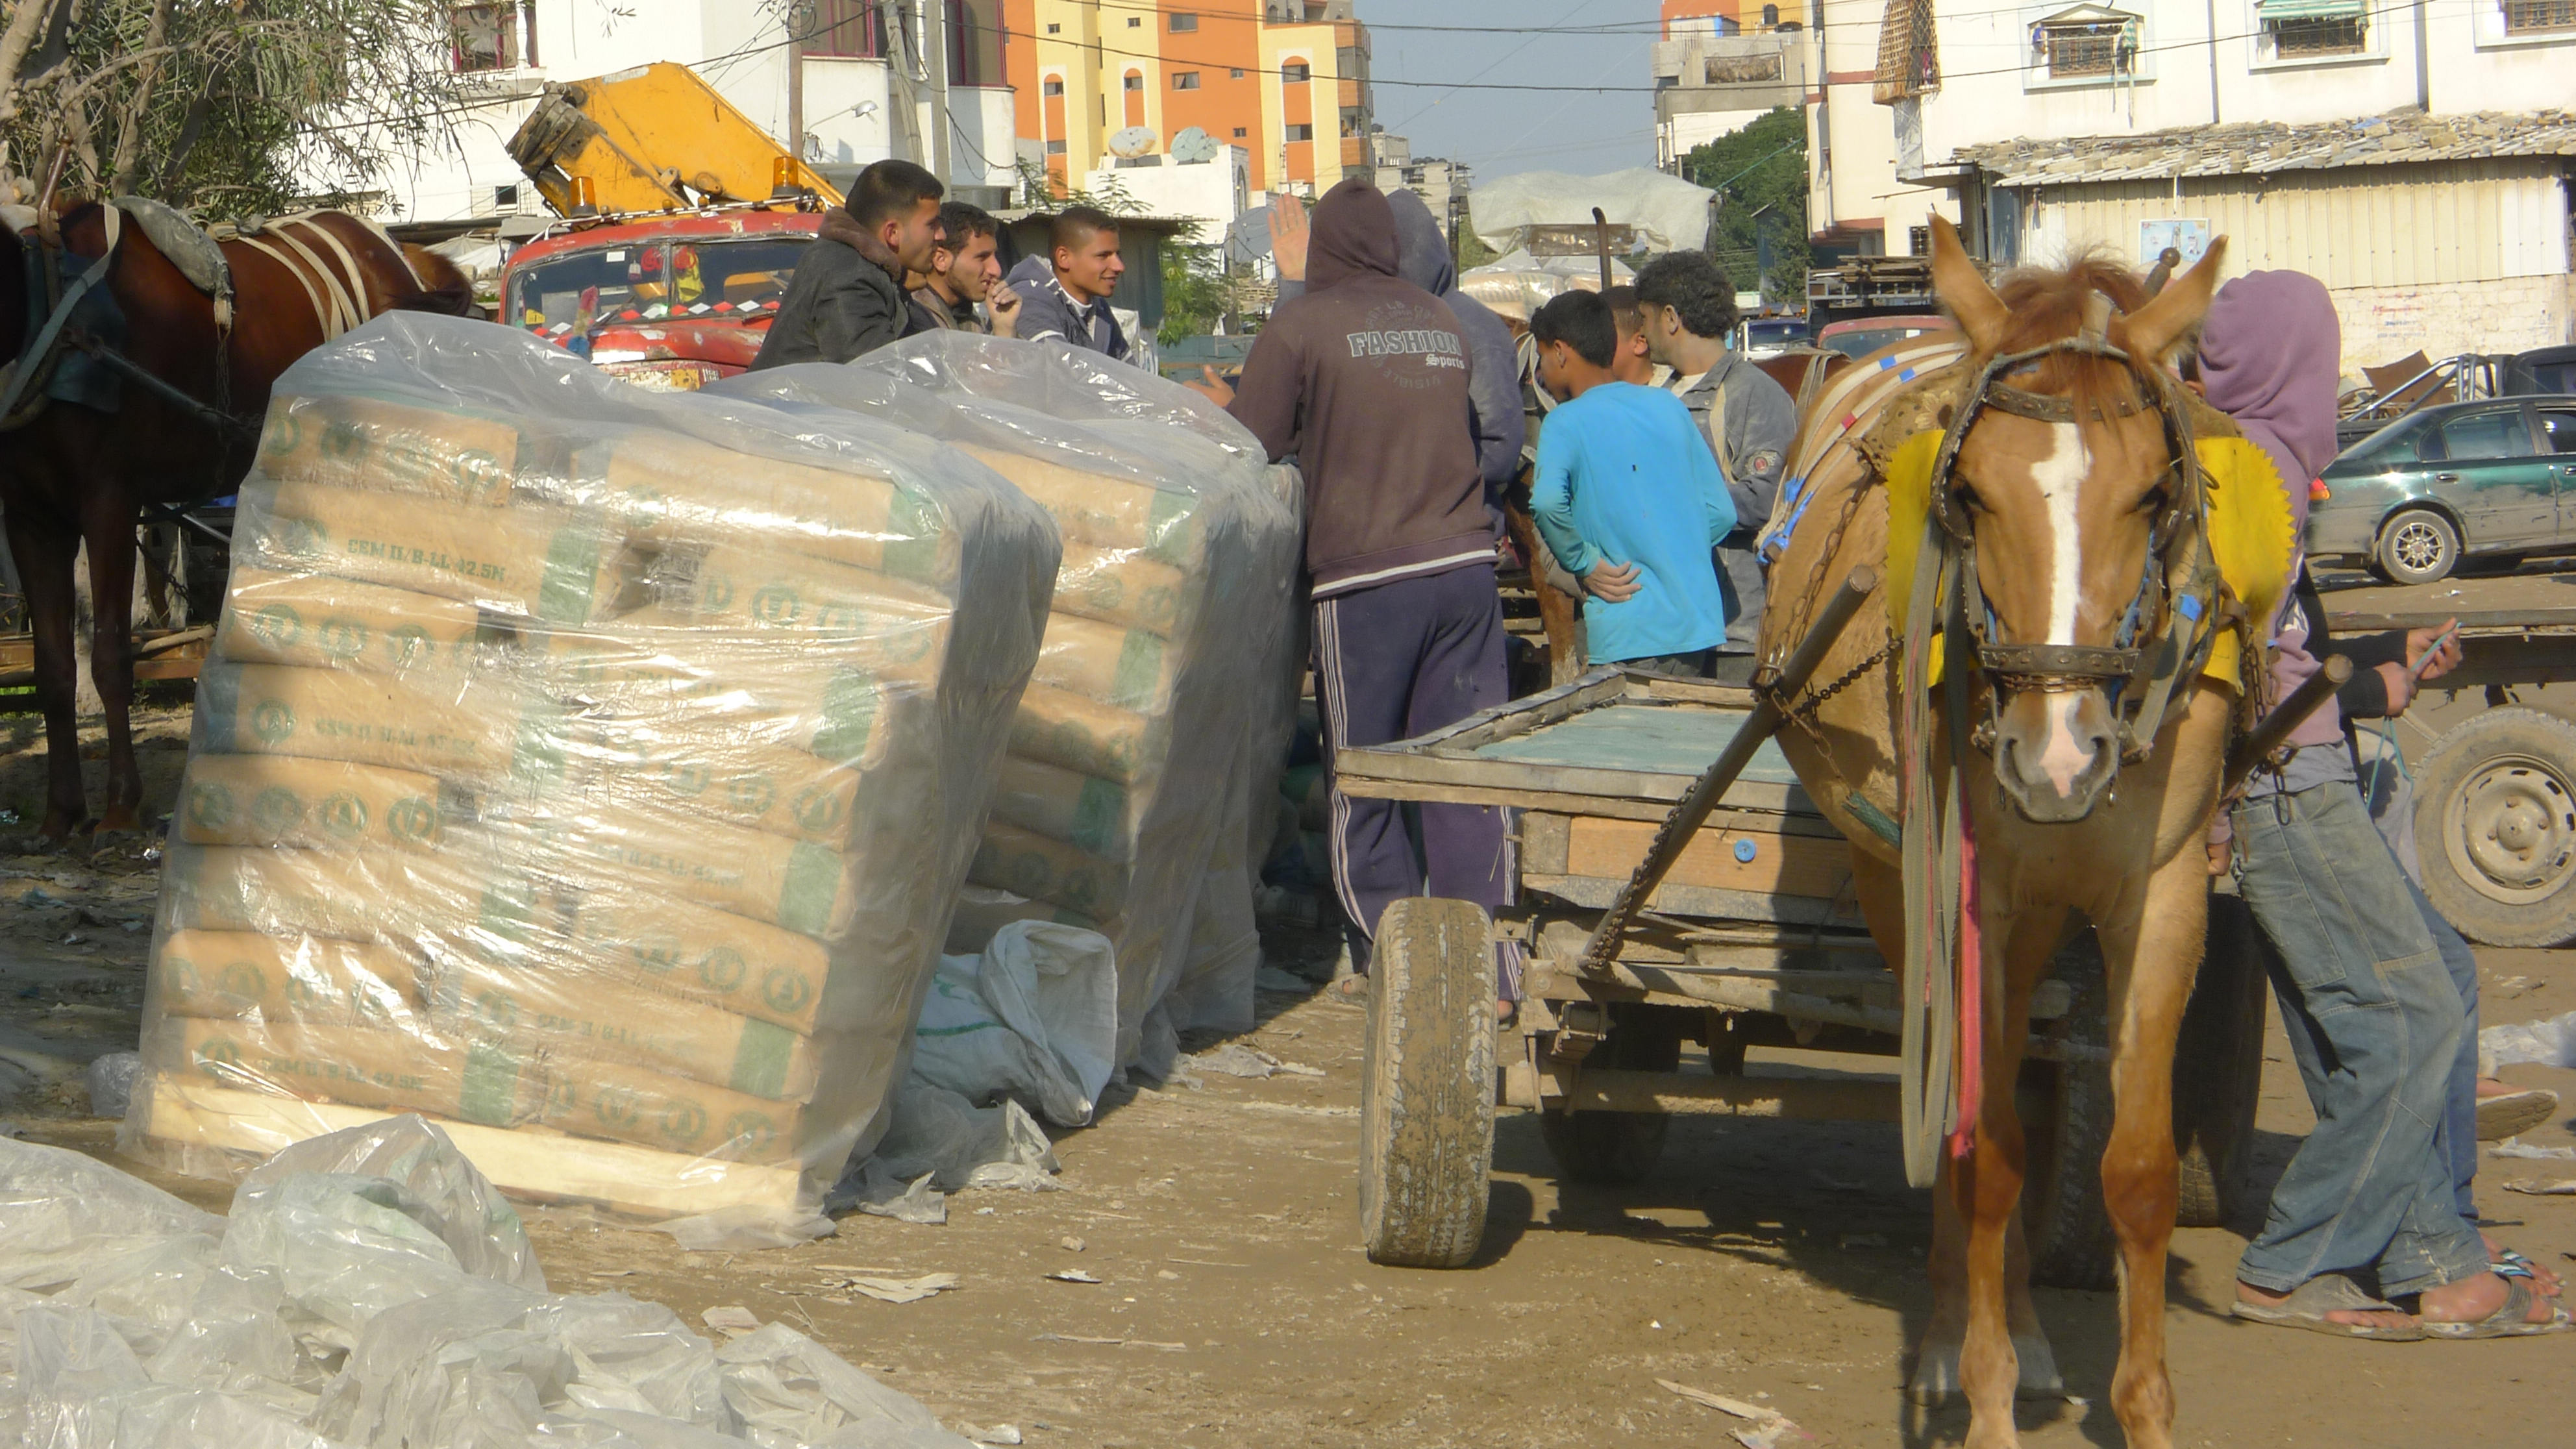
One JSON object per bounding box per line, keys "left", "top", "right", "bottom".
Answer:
{"left": 392, "top": 243, "right": 480, "bottom": 319}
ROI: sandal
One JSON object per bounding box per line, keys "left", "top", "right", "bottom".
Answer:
{"left": 2476, "top": 1088, "right": 2561, "bottom": 1142}
{"left": 2231, "top": 1275, "right": 2424, "bottom": 1341}
{"left": 1332, "top": 972, "right": 1369, "bottom": 1004}
{"left": 2421, "top": 1276, "right": 2576, "bottom": 1339}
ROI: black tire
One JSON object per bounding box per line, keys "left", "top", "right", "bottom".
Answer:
{"left": 1538, "top": 1003, "right": 1684, "bottom": 1186}
{"left": 2022, "top": 931, "right": 2120, "bottom": 1291}
{"left": 2173, "top": 893, "right": 2270, "bottom": 1228}
{"left": 2372, "top": 507, "right": 2460, "bottom": 586}
{"left": 2414, "top": 708, "right": 2576, "bottom": 947}
{"left": 1359, "top": 897, "right": 1496, "bottom": 1269}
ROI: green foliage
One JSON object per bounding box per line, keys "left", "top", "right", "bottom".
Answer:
{"left": 1454, "top": 225, "right": 1496, "bottom": 271}
{"left": 1683, "top": 107, "right": 1810, "bottom": 306}
{"left": 1158, "top": 241, "right": 1227, "bottom": 346}
{"left": 0, "top": 0, "right": 474, "bottom": 216}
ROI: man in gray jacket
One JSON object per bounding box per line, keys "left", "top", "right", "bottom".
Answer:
{"left": 750, "top": 159, "right": 943, "bottom": 369}
{"left": 1633, "top": 251, "right": 1798, "bottom": 684}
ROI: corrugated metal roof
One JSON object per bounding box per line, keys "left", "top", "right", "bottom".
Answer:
{"left": 1959, "top": 110, "right": 2576, "bottom": 186}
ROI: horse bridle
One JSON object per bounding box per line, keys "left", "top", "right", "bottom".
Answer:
{"left": 1918, "top": 301, "right": 2225, "bottom": 765}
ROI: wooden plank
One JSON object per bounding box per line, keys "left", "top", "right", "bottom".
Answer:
{"left": 1518, "top": 961, "right": 2092, "bottom": 1056}
{"left": 1385, "top": 669, "right": 1630, "bottom": 756}
{"left": 136, "top": 1078, "right": 806, "bottom": 1219}
{"left": 1524, "top": 873, "right": 1866, "bottom": 928}
{"left": 1637, "top": 677, "right": 1760, "bottom": 708}
{"left": 1324, "top": 772, "right": 1839, "bottom": 833}
{"left": 1331, "top": 747, "right": 1811, "bottom": 817}
{"left": 2326, "top": 607, "right": 2576, "bottom": 633}
{"left": 1541, "top": 1067, "right": 1901, "bottom": 1120}
{"left": 1521, "top": 813, "right": 1570, "bottom": 875}
{"left": 1566, "top": 815, "right": 1854, "bottom": 900}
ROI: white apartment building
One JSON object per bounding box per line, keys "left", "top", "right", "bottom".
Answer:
{"left": 1810, "top": 0, "right": 2576, "bottom": 365}
{"left": 1653, "top": 29, "right": 1813, "bottom": 173}
{"left": 350, "top": 0, "right": 1015, "bottom": 224}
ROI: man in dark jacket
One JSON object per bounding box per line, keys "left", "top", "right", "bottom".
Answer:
{"left": 750, "top": 159, "right": 943, "bottom": 369}
{"left": 909, "top": 201, "right": 1022, "bottom": 336}
{"left": 1189, "top": 179, "right": 1509, "bottom": 998}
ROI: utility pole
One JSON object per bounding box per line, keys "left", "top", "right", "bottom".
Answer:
{"left": 787, "top": 0, "right": 806, "bottom": 163}
{"left": 922, "top": 0, "right": 952, "bottom": 184}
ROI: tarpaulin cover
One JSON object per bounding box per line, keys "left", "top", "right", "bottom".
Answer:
{"left": 1467, "top": 167, "right": 1716, "bottom": 254}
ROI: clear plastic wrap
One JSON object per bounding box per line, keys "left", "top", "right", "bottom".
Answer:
{"left": 0, "top": 1117, "right": 980, "bottom": 1447}
{"left": 122, "top": 314, "right": 1058, "bottom": 1231}
{"left": 712, "top": 334, "right": 1302, "bottom": 1071}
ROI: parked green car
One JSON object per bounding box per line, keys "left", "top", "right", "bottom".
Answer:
{"left": 2309, "top": 397, "right": 2576, "bottom": 584}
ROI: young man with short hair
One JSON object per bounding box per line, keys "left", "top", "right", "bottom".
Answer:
{"left": 1527, "top": 290, "right": 1734, "bottom": 677}
{"left": 910, "top": 202, "right": 1023, "bottom": 337}
{"left": 1004, "top": 205, "right": 1132, "bottom": 362}
{"left": 751, "top": 158, "right": 943, "bottom": 369}
{"left": 1598, "top": 285, "right": 1664, "bottom": 388}
{"left": 1631, "top": 251, "right": 1798, "bottom": 682}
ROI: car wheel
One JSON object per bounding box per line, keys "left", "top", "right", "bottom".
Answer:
{"left": 2374, "top": 508, "right": 2459, "bottom": 586}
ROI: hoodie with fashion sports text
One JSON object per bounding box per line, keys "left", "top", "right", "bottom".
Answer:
{"left": 1226, "top": 180, "right": 1489, "bottom": 597}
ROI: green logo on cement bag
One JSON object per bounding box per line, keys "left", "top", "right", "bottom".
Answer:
{"left": 317, "top": 791, "right": 368, "bottom": 839}
{"left": 751, "top": 583, "right": 801, "bottom": 626}
{"left": 251, "top": 699, "right": 296, "bottom": 745}
{"left": 724, "top": 773, "right": 778, "bottom": 817}
{"left": 386, "top": 795, "right": 439, "bottom": 845}
{"left": 697, "top": 947, "right": 747, "bottom": 992}
{"left": 790, "top": 783, "right": 847, "bottom": 836}
{"left": 247, "top": 604, "right": 303, "bottom": 650}
{"left": 658, "top": 1100, "right": 708, "bottom": 1146}
{"left": 723, "top": 1109, "right": 780, "bottom": 1153}
{"left": 215, "top": 958, "right": 266, "bottom": 1004}
{"left": 186, "top": 782, "right": 235, "bottom": 832}
{"left": 273, "top": 516, "right": 330, "bottom": 562}
{"left": 761, "top": 967, "right": 812, "bottom": 1016}
{"left": 384, "top": 624, "right": 436, "bottom": 671}
{"left": 321, "top": 418, "right": 367, "bottom": 466}
{"left": 318, "top": 614, "right": 370, "bottom": 661}
{"left": 253, "top": 786, "right": 306, "bottom": 837}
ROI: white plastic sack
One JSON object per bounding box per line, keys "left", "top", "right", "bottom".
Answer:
{"left": 908, "top": 922, "right": 1116, "bottom": 1128}
{"left": 863, "top": 1086, "right": 1059, "bottom": 1194}
{"left": 2484, "top": 1011, "right": 2576, "bottom": 1070}
{"left": 1467, "top": 166, "right": 1716, "bottom": 253}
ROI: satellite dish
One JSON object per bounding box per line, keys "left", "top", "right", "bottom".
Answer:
{"left": 1225, "top": 205, "right": 1273, "bottom": 266}
{"left": 1171, "top": 126, "right": 1221, "bottom": 164}
{"left": 1108, "top": 125, "right": 1158, "bottom": 159}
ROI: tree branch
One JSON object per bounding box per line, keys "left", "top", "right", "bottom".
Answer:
{"left": 108, "top": 0, "right": 171, "bottom": 182}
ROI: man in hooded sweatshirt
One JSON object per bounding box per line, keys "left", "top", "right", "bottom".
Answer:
{"left": 750, "top": 159, "right": 942, "bottom": 369}
{"left": 1265, "top": 188, "right": 1524, "bottom": 517}
{"left": 2207, "top": 271, "right": 2567, "bottom": 1339}
{"left": 1188, "top": 179, "right": 1509, "bottom": 995}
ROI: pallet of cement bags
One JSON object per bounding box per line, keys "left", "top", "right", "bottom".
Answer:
{"left": 125, "top": 314, "right": 1058, "bottom": 1228}
{"left": 713, "top": 335, "right": 1302, "bottom": 1076}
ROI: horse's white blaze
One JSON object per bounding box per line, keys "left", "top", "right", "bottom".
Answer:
{"left": 2030, "top": 422, "right": 2097, "bottom": 795}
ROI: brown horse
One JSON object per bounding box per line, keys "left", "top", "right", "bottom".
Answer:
{"left": 1759, "top": 219, "right": 2236, "bottom": 1448}
{"left": 0, "top": 204, "right": 471, "bottom": 841}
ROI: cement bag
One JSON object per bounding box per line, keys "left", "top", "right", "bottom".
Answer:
{"left": 713, "top": 333, "right": 1300, "bottom": 1069}
{"left": 908, "top": 921, "right": 1117, "bottom": 1127}
{"left": 127, "top": 312, "right": 1057, "bottom": 1234}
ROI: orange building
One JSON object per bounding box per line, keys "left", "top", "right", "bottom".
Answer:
{"left": 1000, "top": 0, "right": 1370, "bottom": 196}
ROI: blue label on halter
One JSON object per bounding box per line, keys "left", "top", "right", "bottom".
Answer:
{"left": 2177, "top": 594, "right": 2203, "bottom": 622}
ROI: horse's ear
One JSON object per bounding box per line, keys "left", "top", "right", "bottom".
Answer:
{"left": 1928, "top": 214, "right": 2008, "bottom": 356}
{"left": 2118, "top": 236, "right": 2228, "bottom": 364}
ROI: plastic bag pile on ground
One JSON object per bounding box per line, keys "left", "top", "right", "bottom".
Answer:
{"left": 123, "top": 314, "right": 1056, "bottom": 1235}
{"left": 1, "top": 1117, "right": 975, "bottom": 1447}
{"left": 713, "top": 336, "right": 1302, "bottom": 1078}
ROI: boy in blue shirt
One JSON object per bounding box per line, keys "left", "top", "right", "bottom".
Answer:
{"left": 1527, "top": 290, "right": 1736, "bottom": 676}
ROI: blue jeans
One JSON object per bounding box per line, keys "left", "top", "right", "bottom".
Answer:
{"left": 2233, "top": 780, "right": 2487, "bottom": 1298}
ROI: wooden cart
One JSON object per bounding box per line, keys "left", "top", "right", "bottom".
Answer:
{"left": 1333, "top": 665, "right": 2269, "bottom": 1279}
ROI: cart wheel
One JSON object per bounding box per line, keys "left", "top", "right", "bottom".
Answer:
{"left": 1539, "top": 1003, "right": 1683, "bottom": 1187}
{"left": 1359, "top": 897, "right": 1496, "bottom": 1269}
{"left": 2021, "top": 932, "right": 2120, "bottom": 1291}
{"left": 2173, "top": 894, "right": 2271, "bottom": 1228}
{"left": 2413, "top": 708, "right": 2576, "bottom": 948}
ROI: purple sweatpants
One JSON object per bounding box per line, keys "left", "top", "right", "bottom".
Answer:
{"left": 1313, "top": 562, "right": 1512, "bottom": 946}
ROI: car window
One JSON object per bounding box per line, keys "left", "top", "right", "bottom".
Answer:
{"left": 2339, "top": 422, "right": 2423, "bottom": 465}
{"left": 508, "top": 243, "right": 665, "bottom": 330}
{"left": 2435, "top": 410, "right": 2536, "bottom": 462}
{"left": 2538, "top": 409, "right": 2576, "bottom": 455}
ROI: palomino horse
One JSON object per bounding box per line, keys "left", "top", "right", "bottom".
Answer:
{"left": 0, "top": 204, "right": 469, "bottom": 841}
{"left": 1759, "top": 219, "right": 2252, "bottom": 1448}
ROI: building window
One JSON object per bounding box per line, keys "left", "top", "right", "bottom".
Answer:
{"left": 1170, "top": 12, "right": 1199, "bottom": 31}
{"left": 1233, "top": 126, "right": 1247, "bottom": 137}
{"left": 808, "top": 0, "right": 886, "bottom": 58}
{"left": 1281, "top": 60, "right": 1310, "bottom": 82}
{"left": 2029, "top": 9, "right": 2140, "bottom": 80}
{"left": 1042, "top": 77, "right": 1063, "bottom": 95}
{"left": 1173, "top": 71, "right": 1201, "bottom": 88}
{"left": 1124, "top": 72, "right": 1144, "bottom": 89}
{"left": 1045, "top": 21, "right": 1059, "bottom": 33}
{"left": 2260, "top": 1, "right": 2368, "bottom": 55}
{"left": 2503, "top": 0, "right": 2576, "bottom": 29}
{"left": 1128, "top": 15, "right": 1141, "bottom": 25}
{"left": 1909, "top": 224, "right": 1931, "bottom": 256}
{"left": 1763, "top": 2, "right": 1780, "bottom": 22}
{"left": 1340, "top": 105, "right": 1365, "bottom": 137}
{"left": 495, "top": 182, "right": 521, "bottom": 208}
{"left": 1285, "top": 123, "right": 1313, "bottom": 141}
{"left": 1231, "top": 66, "right": 1245, "bottom": 77}
{"left": 452, "top": 2, "right": 534, "bottom": 71}
{"left": 1336, "top": 44, "right": 1363, "bottom": 73}
{"left": 1046, "top": 140, "right": 1067, "bottom": 154}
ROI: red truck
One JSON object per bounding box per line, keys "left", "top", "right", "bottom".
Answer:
{"left": 499, "top": 208, "right": 820, "bottom": 390}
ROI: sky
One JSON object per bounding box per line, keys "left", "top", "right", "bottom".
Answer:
{"left": 1361, "top": 1, "right": 1666, "bottom": 182}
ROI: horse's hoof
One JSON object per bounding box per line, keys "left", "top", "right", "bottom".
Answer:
{"left": 2012, "top": 1332, "right": 2066, "bottom": 1400}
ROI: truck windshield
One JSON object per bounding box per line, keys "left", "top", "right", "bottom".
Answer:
{"left": 509, "top": 243, "right": 665, "bottom": 330}
{"left": 669, "top": 238, "right": 810, "bottom": 313}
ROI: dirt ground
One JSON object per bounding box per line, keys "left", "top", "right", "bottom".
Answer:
{"left": 0, "top": 665, "right": 2568, "bottom": 1446}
